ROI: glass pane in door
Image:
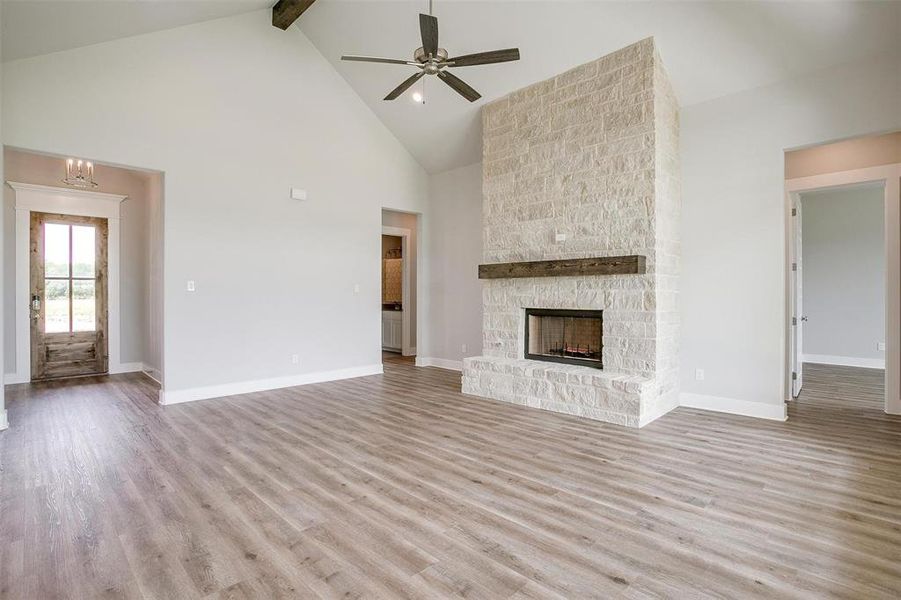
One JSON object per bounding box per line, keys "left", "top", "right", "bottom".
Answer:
{"left": 72, "top": 280, "right": 96, "bottom": 332}
{"left": 44, "top": 223, "right": 69, "bottom": 277}
{"left": 45, "top": 279, "right": 70, "bottom": 333}
{"left": 72, "top": 226, "right": 96, "bottom": 277}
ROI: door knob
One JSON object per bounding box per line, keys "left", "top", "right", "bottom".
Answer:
{"left": 801, "top": 316, "right": 808, "bottom": 322}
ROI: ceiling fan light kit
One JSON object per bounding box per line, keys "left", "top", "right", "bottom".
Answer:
{"left": 340, "top": 11, "right": 520, "bottom": 103}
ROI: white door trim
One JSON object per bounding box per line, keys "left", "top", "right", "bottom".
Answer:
{"left": 6, "top": 181, "right": 127, "bottom": 383}
{"left": 382, "top": 225, "right": 413, "bottom": 356}
{"left": 789, "top": 194, "right": 803, "bottom": 397}
{"left": 785, "top": 164, "right": 901, "bottom": 414}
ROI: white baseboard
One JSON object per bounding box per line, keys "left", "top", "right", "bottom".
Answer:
{"left": 0, "top": 409, "right": 7, "bottom": 431}
{"left": 680, "top": 392, "right": 787, "bottom": 421}
{"left": 158, "top": 364, "right": 383, "bottom": 406}
{"left": 415, "top": 356, "right": 463, "bottom": 371}
{"left": 802, "top": 354, "right": 885, "bottom": 369}
{"left": 142, "top": 367, "right": 162, "bottom": 385}
{"left": 4, "top": 372, "right": 28, "bottom": 385}
{"left": 110, "top": 361, "right": 145, "bottom": 374}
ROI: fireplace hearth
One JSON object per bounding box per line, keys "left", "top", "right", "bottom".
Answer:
{"left": 525, "top": 309, "right": 603, "bottom": 369}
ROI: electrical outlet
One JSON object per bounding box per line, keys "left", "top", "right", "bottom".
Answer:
{"left": 186, "top": 280, "right": 195, "bottom": 292}
{"left": 877, "top": 342, "right": 886, "bottom": 352}
{"left": 461, "top": 344, "right": 467, "bottom": 353}
{"left": 291, "top": 354, "right": 300, "bottom": 365}
{"left": 695, "top": 368, "right": 705, "bottom": 381}
{"left": 555, "top": 231, "right": 567, "bottom": 243}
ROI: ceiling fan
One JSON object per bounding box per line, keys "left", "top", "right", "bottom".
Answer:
{"left": 340, "top": 10, "right": 520, "bottom": 102}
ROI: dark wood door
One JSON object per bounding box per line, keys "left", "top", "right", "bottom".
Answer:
{"left": 30, "top": 212, "right": 109, "bottom": 380}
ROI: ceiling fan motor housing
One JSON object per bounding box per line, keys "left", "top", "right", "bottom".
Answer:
{"left": 414, "top": 47, "right": 448, "bottom": 64}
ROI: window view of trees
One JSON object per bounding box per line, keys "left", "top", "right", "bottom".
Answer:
{"left": 43, "top": 223, "right": 96, "bottom": 333}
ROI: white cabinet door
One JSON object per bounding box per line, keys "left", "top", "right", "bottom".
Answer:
{"left": 390, "top": 318, "right": 402, "bottom": 349}
{"left": 382, "top": 318, "right": 392, "bottom": 349}
{"left": 382, "top": 312, "right": 402, "bottom": 351}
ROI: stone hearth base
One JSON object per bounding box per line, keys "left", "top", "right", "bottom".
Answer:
{"left": 462, "top": 356, "right": 661, "bottom": 428}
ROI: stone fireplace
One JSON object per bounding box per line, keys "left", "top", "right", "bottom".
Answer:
{"left": 462, "top": 38, "right": 680, "bottom": 428}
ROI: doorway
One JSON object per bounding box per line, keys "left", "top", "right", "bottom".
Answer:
{"left": 790, "top": 183, "right": 886, "bottom": 399}
{"left": 30, "top": 212, "right": 109, "bottom": 379}
{"left": 381, "top": 209, "right": 418, "bottom": 365}
{"left": 5, "top": 147, "right": 164, "bottom": 388}
{"left": 784, "top": 133, "right": 901, "bottom": 413}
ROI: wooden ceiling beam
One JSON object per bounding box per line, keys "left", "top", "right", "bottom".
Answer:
{"left": 272, "top": 0, "right": 317, "bottom": 30}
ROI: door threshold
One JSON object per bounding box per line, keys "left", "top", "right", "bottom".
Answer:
{"left": 30, "top": 371, "right": 110, "bottom": 383}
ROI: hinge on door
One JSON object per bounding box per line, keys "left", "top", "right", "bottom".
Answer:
{"left": 791, "top": 208, "right": 797, "bottom": 216}
{"left": 792, "top": 371, "right": 797, "bottom": 381}
{"left": 792, "top": 262, "right": 797, "bottom": 271}
{"left": 792, "top": 316, "right": 797, "bottom": 326}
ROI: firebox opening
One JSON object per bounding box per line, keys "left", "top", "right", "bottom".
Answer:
{"left": 525, "top": 308, "right": 603, "bottom": 369}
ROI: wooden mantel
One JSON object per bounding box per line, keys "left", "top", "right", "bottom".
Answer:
{"left": 478, "top": 255, "right": 646, "bottom": 279}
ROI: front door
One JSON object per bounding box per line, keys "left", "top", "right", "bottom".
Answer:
{"left": 30, "top": 212, "right": 109, "bottom": 380}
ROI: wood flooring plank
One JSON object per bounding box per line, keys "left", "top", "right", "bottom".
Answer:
{"left": 1, "top": 363, "right": 899, "bottom": 599}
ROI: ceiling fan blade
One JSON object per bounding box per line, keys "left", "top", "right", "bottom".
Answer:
{"left": 384, "top": 71, "right": 426, "bottom": 101}
{"left": 419, "top": 13, "right": 439, "bottom": 57}
{"left": 341, "top": 55, "right": 419, "bottom": 66}
{"left": 438, "top": 70, "right": 481, "bottom": 102}
{"left": 448, "top": 48, "right": 520, "bottom": 67}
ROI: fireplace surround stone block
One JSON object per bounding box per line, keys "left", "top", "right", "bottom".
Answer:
{"left": 462, "top": 37, "right": 681, "bottom": 428}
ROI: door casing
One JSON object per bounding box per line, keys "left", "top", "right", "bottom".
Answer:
{"left": 790, "top": 198, "right": 803, "bottom": 397}
{"left": 8, "top": 182, "right": 127, "bottom": 383}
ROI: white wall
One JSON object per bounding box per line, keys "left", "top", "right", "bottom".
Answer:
{"left": 681, "top": 50, "right": 900, "bottom": 412}
{"left": 421, "top": 162, "right": 482, "bottom": 368}
{"left": 2, "top": 10, "right": 428, "bottom": 398}
{"left": 801, "top": 186, "right": 885, "bottom": 366}
{"left": 145, "top": 173, "right": 163, "bottom": 381}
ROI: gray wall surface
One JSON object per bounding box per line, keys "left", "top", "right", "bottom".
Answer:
{"left": 801, "top": 185, "right": 885, "bottom": 363}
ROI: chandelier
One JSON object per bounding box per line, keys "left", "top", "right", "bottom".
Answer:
{"left": 63, "top": 158, "right": 98, "bottom": 189}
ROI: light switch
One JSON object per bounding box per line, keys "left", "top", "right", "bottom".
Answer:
{"left": 290, "top": 188, "right": 307, "bottom": 201}
{"left": 187, "top": 280, "right": 195, "bottom": 292}
{"left": 353, "top": 283, "right": 360, "bottom": 294}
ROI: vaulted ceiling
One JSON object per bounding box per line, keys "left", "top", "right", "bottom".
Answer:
{"left": 3, "top": 1, "right": 900, "bottom": 174}
{"left": 299, "top": 1, "right": 900, "bottom": 173}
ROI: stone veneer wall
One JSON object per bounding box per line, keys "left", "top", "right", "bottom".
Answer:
{"left": 462, "top": 38, "right": 681, "bottom": 427}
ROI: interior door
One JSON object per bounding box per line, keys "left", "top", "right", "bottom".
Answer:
{"left": 30, "top": 212, "right": 109, "bottom": 380}
{"left": 791, "top": 198, "right": 804, "bottom": 397}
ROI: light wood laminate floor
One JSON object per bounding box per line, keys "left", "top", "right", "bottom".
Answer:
{"left": 0, "top": 361, "right": 899, "bottom": 599}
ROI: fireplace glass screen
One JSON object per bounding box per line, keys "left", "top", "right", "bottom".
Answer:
{"left": 525, "top": 309, "right": 603, "bottom": 369}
